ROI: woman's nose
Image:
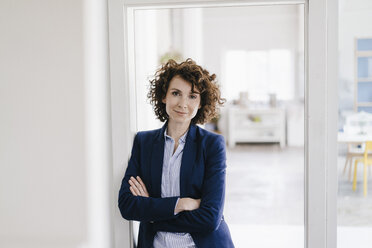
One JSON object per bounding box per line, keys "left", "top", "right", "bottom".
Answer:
{"left": 178, "top": 97, "right": 188, "bottom": 108}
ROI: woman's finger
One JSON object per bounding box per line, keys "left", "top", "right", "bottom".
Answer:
{"left": 136, "top": 176, "right": 149, "bottom": 197}
{"left": 136, "top": 176, "right": 147, "bottom": 191}
{"left": 129, "top": 176, "right": 149, "bottom": 197}
{"left": 129, "top": 186, "right": 138, "bottom": 196}
{"left": 129, "top": 178, "right": 141, "bottom": 196}
{"left": 130, "top": 177, "right": 146, "bottom": 196}
{"left": 132, "top": 178, "right": 146, "bottom": 196}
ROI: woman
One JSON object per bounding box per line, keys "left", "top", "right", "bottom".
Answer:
{"left": 118, "top": 59, "right": 234, "bottom": 248}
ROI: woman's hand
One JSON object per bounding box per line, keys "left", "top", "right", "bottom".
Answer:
{"left": 129, "top": 176, "right": 149, "bottom": 197}
{"left": 175, "top": 198, "right": 201, "bottom": 214}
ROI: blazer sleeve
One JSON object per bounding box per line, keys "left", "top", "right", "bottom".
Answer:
{"left": 152, "top": 135, "right": 227, "bottom": 233}
{"left": 118, "top": 133, "right": 179, "bottom": 222}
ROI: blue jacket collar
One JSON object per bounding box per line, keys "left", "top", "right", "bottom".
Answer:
{"left": 155, "top": 121, "right": 197, "bottom": 143}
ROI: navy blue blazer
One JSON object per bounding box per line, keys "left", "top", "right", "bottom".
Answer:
{"left": 118, "top": 122, "right": 234, "bottom": 248}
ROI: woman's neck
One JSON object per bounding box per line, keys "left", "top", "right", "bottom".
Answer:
{"left": 167, "top": 120, "right": 190, "bottom": 141}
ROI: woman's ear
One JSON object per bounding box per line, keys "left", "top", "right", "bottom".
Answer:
{"left": 162, "top": 98, "right": 166, "bottom": 104}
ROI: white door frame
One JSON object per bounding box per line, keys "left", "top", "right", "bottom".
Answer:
{"left": 108, "top": 0, "right": 338, "bottom": 247}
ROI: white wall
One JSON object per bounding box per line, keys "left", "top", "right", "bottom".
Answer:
{"left": 0, "top": 1, "right": 87, "bottom": 247}
{"left": 338, "top": 0, "right": 372, "bottom": 117}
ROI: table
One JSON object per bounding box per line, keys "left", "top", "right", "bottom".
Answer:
{"left": 337, "top": 132, "right": 372, "bottom": 144}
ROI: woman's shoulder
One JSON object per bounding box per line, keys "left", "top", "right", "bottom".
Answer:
{"left": 135, "top": 127, "right": 163, "bottom": 142}
{"left": 195, "top": 125, "right": 226, "bottom": 161}
{"left": 195, "top": 125, "right": 226, "bottom": 145}
{"left": 136, "top": 128, "right": 160, "bottom": 136}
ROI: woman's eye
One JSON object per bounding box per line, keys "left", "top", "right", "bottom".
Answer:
{"left": 190, "top": 95, "right": 197, "bottom": 99}
{"left": 171, "top": 91, "right": 179, "bottom": 96}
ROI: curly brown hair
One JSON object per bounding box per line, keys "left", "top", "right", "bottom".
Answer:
{"left": 147, "top": 58, "right": 225, "bottom": 125}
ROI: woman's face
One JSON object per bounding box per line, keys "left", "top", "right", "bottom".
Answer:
{"left": 162, "top": 75, "right": 201, "bottom": 125}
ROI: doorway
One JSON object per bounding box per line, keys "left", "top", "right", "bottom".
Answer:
{"left": 109, "top": 0, "right": 338, "bottom": 247}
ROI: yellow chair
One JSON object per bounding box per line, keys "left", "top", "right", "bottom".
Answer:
{"left": 343, "top": 143, "right": 364, "bottom": 181}
{"left": 352, "top": 141, "right": 372, "bottom": 196}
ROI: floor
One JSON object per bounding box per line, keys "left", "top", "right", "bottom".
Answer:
{"left": 224, "top": 144, "right": 304, "bottom": 226}
{"left": 224, "top": 144, "right": 372, "bottom": 248}
{"left": 337, "top": 155, "right": 372, "bottom": 226}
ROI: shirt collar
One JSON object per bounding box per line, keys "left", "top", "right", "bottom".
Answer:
{"left": 164, "top": 128, "right": 188, "bottom": 144}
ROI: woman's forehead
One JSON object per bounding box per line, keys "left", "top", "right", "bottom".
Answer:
{"left": 169, "top": 76, "right": 200, "bottom": 93}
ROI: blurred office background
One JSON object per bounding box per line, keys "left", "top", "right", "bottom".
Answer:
{"left": 1, "top": 0, "right": 372, "bottom": 248}
{"left": 337, "top": 1, "right": 372, "bottom": 247}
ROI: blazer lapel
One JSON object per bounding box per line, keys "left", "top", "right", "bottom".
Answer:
{"left": 150, "top": 122, "right": 167, "bottom": 198}
{"left": 180, "top": 124, "right": 198, "bottom": 197}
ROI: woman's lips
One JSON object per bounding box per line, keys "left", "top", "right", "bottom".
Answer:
{"left": 174, "top": 110, "right": 187, "bottom": 115}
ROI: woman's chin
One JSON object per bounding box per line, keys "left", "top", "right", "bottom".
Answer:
{"left": 169, "top": 116, "right": 190, "bottom": 125}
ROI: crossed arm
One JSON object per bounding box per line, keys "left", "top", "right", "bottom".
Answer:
{"left": 118, "top": 133, "right": 227, "bottom": 233}
{"left": 118, "top": 134, "right": 203, "bottom": 223}
{"left": 128, "top": 176, "right": 201, "bottom": 214}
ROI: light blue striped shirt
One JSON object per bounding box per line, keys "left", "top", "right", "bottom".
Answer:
{"left": 153, "top": 128, "right": 196, "bottom": 248}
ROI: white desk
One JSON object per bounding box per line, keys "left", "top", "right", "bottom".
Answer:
{"left": 337, "top": 132, "right": 372, "bottom": 144}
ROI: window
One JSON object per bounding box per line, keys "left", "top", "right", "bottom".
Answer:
{"left": 224, "top": 49, "right": 294, "bottom": 102}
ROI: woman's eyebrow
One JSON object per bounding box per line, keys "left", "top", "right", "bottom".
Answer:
{"left": 170, "top": 88, "right": 181, "bottom": 91}
{"left": 170, "top": 88, "right": 200, "bottom": 94}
